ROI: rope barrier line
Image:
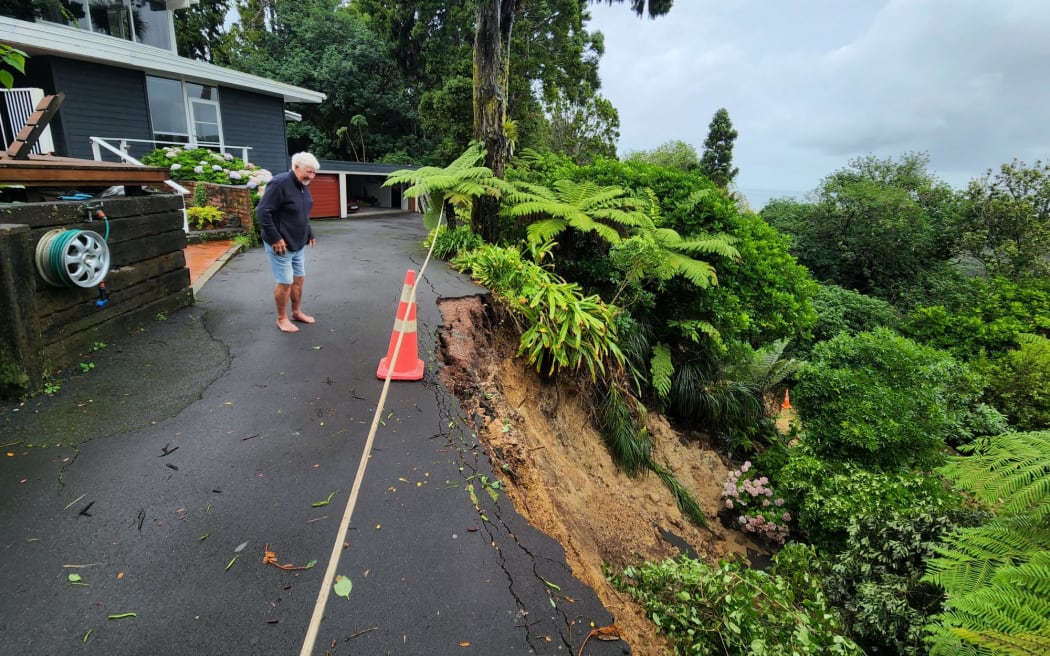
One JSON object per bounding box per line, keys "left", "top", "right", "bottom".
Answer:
{"left": 299, "top": 200, "right": 443, "bottom": 656}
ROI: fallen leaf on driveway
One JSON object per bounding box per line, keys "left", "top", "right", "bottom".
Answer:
{"left": 311, "top": 491, "right": 337, "bottom": 507}
{"left": 333, "top": 575, "right": 352, "bottom": 600}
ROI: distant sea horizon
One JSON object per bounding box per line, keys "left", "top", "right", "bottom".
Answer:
{"left": 737, "top": 187, "right": 806, "bottom": 211}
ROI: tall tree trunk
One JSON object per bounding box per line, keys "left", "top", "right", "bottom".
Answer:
{"left": 471, "top": 0, "right": 516, "bottom": 243}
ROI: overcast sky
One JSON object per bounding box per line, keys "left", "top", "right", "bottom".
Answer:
{"left": 586, "top": 0, "right": 1050, "bottom": 207}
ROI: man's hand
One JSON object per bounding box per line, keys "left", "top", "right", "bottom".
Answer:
{"left": 308, "top": 238, "right": 316, "bottom": 248}
{"left": 273, "top": 239, "right": 287, "bottom": 254}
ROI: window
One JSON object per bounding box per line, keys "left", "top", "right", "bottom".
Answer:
{"left": 147, "top": 76, "right": 223, "bottom": 149}
{"left": 146, "top": 76, "right": 188, "bottom": 145}
{"left": 37, "top": 0, "right": 174, "bottom": 51}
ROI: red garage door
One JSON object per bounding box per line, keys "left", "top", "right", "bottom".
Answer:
{"left": 309, "top": 174, "right": 340, "bottom": 218}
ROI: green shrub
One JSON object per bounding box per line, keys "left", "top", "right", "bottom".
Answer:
{"left": 452, "top": 242, "right": 624, "bottom": 380}
{"left": 192, "top": 181, "right": 209, "bottom": 208}
{"left": 986, "top": 334, "right": 1050, "bottom": 431}
{"left": 775, "top": 452, "right": 961, "bottom": 552}
{"left": 902, "top": 275, "right": 1050, "bottom": 360}
{"left": 427, "top": 225, "right": 483, "bottom": 260}
{"left": 186, "top": 206, "right": 226, "bottom": 231}
{"left": 608, "top": 546, "right": 863, "bottom": 655}
{"left": 807, "top": 283, "right": 902, "bottom": 346}
{"left": 795, "top": 327, "right": 986, "bottom": 469}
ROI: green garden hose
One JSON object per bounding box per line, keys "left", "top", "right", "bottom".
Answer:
{"left": 34, "top": 213, "right": 111, "bottom": 289}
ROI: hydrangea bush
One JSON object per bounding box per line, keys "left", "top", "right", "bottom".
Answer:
{"left": 722, "top": 461, "right": 791, "bottom": 544}
{"left": 142, "top": 146, "right": 272, "bottom": 188}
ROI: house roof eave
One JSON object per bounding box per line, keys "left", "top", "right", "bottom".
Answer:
{"left": 0, "top": 17, "right": 325, "bottom": 105}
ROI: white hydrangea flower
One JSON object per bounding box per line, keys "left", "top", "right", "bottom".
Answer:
{"left": 194, "top": 166, "right": 204, "bottom": 174}
{"left": 170, "top": 163, "right": 182, "bottom": 170}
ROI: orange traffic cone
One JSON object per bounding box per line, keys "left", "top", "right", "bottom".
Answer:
{"left": 781, "top": 388, "right": 792, "bottom": 410}
{"left": 377, "top": 269, "right": 424, "bottom": 381}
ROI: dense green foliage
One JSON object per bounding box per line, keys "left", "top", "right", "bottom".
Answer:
{"left": 173, "top": 0, "right": 232, "bottom": 62}
{"left": 609, "top": 545, "right": 863, "bottom": 655}
{"left": 902, "top": 275, "right": 1050, "bottom": 360}
{"left": 763, "top": 153, "right": 960, "bottom": 301}
{"left": 806, "top": 283, "right": 902, "bottom": 347}
{"left": 986, "top": 334, "right": 1050, "bottom": 431}
{"left": 224, "top": 0, "right": 421, "bottom": 161}
{"left": 625, "top": 140, "right": 700, "bottom": 172}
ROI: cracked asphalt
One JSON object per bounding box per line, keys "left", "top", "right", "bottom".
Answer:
{"left": 0, "top": 212, "right": 626, "bottom": 656}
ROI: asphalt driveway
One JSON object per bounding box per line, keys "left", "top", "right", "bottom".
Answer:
{"left": 0, "top": 212, "right": 626, "bottom": 656}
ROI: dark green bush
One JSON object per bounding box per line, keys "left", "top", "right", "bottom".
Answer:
{"left": 807, "top": 283, "right": 902, "bottom": 346}
{"left": 985, "top": 334, "right": 1050, "bottom": 431}
{"left": 825, "top": 510, "right": 984, "bottom": 655}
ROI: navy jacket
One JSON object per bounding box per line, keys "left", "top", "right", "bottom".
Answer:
{"left": 256, "top": 170, "right": 315, "bottom": 251}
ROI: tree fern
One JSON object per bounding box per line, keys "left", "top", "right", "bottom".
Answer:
{"left": 502, "top": 179, "right": 646, "bottom": 245}
{"left": 924, "top": 431, "right": 1050, "bottom": 655}
{"left": 939, "top": 431, "right": 1050, "bottom": 521}
{"left": 384, "top": 143, "right": 514, "bottom": 230}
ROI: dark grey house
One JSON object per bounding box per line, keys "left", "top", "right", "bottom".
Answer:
{"left": 0, "top": 1, "right": 323, "bottom": 175}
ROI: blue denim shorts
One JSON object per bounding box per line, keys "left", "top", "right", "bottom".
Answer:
{"left": 264, "top": 242, "right": 306, "bottom": 285}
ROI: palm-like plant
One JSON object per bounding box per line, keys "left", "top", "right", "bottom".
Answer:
{"left": 384, "top": 143, "right": 514, "bottom": 230}
{"left": 350, "top": 114, "right": 368, "bottom": 162}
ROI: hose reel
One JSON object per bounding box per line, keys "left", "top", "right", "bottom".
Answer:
{"left": 35, "top": 227, "right": 111, "bottom": 288}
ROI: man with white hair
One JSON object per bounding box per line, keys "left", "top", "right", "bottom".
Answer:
{"left": 256, "top": 152, "right": 319, "bottom": 333}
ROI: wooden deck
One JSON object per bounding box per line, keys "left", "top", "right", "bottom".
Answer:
{"left": 0, "top": 154, "right": 169, "bottom": 187}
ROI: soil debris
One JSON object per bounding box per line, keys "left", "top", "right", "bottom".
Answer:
{"left": 438, "top": 296, "right": 762, "bottom": 656}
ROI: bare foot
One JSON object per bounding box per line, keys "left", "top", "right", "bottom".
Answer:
{"left": 291, "top": 311, "right": 316, "bottom": 324}
{"left": 277, "top": 317, "right": 299, "bottom": 333}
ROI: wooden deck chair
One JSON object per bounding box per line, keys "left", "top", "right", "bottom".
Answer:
{"left": 5, "top": 92, "right": 64, "bottom": 159}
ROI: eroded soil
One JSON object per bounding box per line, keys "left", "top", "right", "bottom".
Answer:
{"left": 438, "top": 296, "right": 762, "bottom": 656}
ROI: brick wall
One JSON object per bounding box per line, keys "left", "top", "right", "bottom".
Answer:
{"left": 181, "top": 181, "right": 255, "bottom": 231}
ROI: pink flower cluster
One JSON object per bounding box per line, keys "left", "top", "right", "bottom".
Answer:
{"left": 721, "top": 461, "right": 790, "bottom": 544}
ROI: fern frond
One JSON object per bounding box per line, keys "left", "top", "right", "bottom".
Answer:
{"left": 664, "top": 252, "right": 718, "bottom": 288}
{"left": 925, "top": 520, "right": 1047, "bottom": 595}
{"left": 995, "top": 550, "right": 1050, "bottom": 596}
{"left": 671, "top": 234, "right": 741, "bottom": 259}
{"left": 650, "top": 343, "right": 674, "bottom": 400}
{"left": 525, "top": 218, "right": 569, "bottom": 244}
{"left": 940, "top": 431, "right": 1050, "bottom": 518}
{"left": 951, "top": 628, "right": 1050, "bottom": 656}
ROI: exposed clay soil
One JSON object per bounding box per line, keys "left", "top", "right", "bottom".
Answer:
{"left": 438, "top": 296, "right": 763, "bottom": 656}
